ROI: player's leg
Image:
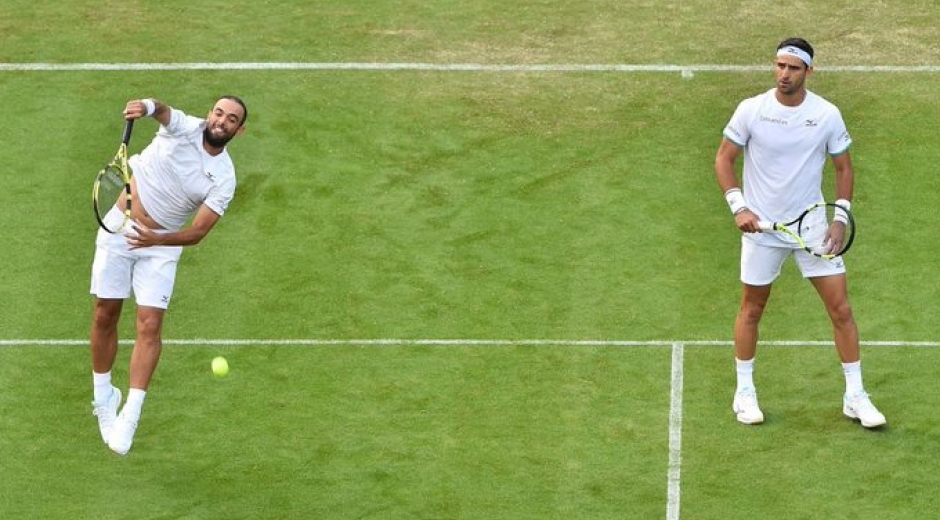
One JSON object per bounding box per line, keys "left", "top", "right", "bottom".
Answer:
{"left": 89, "top": 298, "right": 125, "bottom": 444}
{"left": 91, "top": 298, "right": 123, "bottom": 373}
{"left": 732, "top": 238, "right": 788, "bottom": 424}
{"left": 89, "top": 235, "right": 134, "bottom": 444}
{"left": 128, "top": 306, "right": 166, "bottom": 391}
{"left": 108, "top": 306, "right": 167, "bottom": 456}
{"left": 802, "top": 257, "right": 886, "bottom": 428}
{"left": 808, "top": 273, "right": 857, "bottom": 362}
{"left": 734, "top": 283, "right": 772, "bottom": 361}
{"left": 732, "top": 283, "right": 771, "bottom": 424}
{"left": 108, "top": 245, "right": 181, "bottom": 455}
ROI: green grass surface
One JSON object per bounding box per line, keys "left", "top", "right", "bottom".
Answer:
{"left": 1, "top": 1, "right": 939, "bottom": 518}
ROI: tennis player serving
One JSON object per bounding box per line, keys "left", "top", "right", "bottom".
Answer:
{"left": 714, "top": 38, "right": 886, "bottom": 428}
{"left": 90, "top": 96, "right": 247, "bottom": 455}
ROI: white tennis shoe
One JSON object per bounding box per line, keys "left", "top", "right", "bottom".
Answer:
{"left": 107, "top": 410, "right": 139, "bottom": 456}
{"left": 843, "top": 392, "right": 887, "bottom": 428}
{"left": 732, "top": 387, "right": 765, "bottom": 425}
{"left": 92, "top": 387, "right": 122, "bottom": 444}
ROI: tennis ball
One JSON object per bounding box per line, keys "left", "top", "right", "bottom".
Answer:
{"left": 211, "top": 356, "right": 229, "bottom": 377}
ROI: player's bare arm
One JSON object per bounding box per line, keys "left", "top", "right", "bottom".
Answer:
{"left": 831, "top": 151, "right": 855, "bottom": 202}
{"left": 127, "top": 204, "right": 222, "bottom": 249}
{"left": 823, "top": 152, "right": 856, "bottom": 251}
{"left": 715, "top": 138, "right": 742, "bottom": 191}
{"left": 715, "top": 138, "right": 759, "bottom": 232}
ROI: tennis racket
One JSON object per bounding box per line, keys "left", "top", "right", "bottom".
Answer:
{"left": 758, "top": 202, "right": 856, "bottom": 259}
{"left": 92, "top": 119, "right": 134, "bottom": 233}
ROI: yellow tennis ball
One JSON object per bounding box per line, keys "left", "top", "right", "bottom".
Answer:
{"left": 211, "top": 356, "right": 229, "bottom": 377}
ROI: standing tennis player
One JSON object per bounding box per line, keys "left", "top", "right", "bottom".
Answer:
{"left": 90, "top": 96, "right": 247, "bottom": 455}
{"left": 714, "top": 38, "right": 886, "bottom": 428}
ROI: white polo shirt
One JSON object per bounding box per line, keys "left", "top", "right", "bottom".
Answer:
{"left": 128, "top": 108, "right": 237, "bottom": 232}
{"left": 723, "top": 88, "right": 851, "bottom": 227}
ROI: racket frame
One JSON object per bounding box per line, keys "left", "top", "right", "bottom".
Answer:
{"left": 757, "top": 202, "right": 856, "bottom": 259}
{"left": 93, "top": 119, "right": 134, "bottom": 233}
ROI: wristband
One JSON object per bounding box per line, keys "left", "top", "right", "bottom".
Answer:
{"left": 724, "top": 188, "right": 747, "bottom": 215}
{"left": 142, "top": 98, "right": 156, "bottom": 117}
{"left": 833, "top": 198, "right": 851, "bottom": 224}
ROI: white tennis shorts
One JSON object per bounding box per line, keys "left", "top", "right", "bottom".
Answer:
{"left": 740, "top": 231, "right": 846, "bottom": 286}
{"left": 90, "top": 208, "right": 183, "bottom": 309}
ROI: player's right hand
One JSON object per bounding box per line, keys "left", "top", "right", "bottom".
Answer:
{"left": 735, "top": 209, "right": 761, "bottom": 233}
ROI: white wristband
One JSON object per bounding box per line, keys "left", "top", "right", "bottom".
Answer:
{"left": 724, "top": 188, "right": 747, "bottom": 215}
{"left": 142, "top": 98, "right": 156, "bottom": 117}
{"left": 833, "top": 198, "right": 851, "bottom": 224}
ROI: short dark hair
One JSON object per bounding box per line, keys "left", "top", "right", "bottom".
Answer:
{"left": 219, "top": 95, "right": 248, "bottom": 126}
{"left": 776, "top": 38, "right": 814, "bottom": 67}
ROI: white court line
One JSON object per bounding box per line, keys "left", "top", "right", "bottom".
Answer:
{"left": 1, "top": 62, "right": 940, "bottom": 73}
{"left": 666, "top": 342, "right": 684, "bottom": 520}
{"left": 2, "top": 338, "right": 940, "bottom": 347}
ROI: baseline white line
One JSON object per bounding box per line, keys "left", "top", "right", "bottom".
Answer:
{"left": 1, "top": 62, "right": 939, "bottom": 73}
{"left": 3, "top": 339, "right": 940, "bottom": 347}
{"left": 666, "top": 342, "right": 684, "bottom": 520}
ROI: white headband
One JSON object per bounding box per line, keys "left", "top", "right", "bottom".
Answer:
{"left": 777, "top": 46, "right": 813, "bottom": 67}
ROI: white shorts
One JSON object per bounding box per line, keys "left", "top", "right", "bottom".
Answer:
{"left": 90, "top": 208, "right": 183, "bottom": 309}
{"left": 740, "top": 232, "right": 846, "bottom": 286}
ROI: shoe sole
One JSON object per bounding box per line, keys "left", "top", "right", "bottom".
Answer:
{"left": 108, "top": 443, "right": 131, "bottom": 456}
{"left": 735, "top": 413, "right": 764, "bottom": 425}
{"left": 733, "top": 404, "right": 764, "bottom": 425}
{"left": 843, "top": 407, "right": 886, "bottom": 428}
{"left": 731, "top": 400, "right": 764, "bottom": 425}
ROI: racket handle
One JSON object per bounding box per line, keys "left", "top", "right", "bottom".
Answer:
{"left": 757, "top": 221, "right": 773, "bottom": 231}
{"left": 122, "top": 119, "right": 135, "bottom": 145}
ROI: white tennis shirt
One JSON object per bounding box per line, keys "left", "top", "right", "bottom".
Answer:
{"left": 723, "top": 88, "right": 851, "bottom": 224}
{"left": 128, "top": 108, "right": 237, "bottom": 232}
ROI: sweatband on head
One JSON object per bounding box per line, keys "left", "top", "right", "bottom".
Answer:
{"left": 776, "top": 46, "right": 812, "bottom": 67}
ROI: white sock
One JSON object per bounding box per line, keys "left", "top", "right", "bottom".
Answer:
{"left": 93, "top": 372, "right": 113, "bottom": 403}
{"left": 843, "top": 361, "right": 864, "bottom": 396}
{"left": 121, "top": 388, "right": 147, "bottom": 421}
{"left": 736, "top": 357, "right": 755, "bottom": 392}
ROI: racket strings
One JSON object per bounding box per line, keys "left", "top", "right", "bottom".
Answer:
{"left": 801, "top": 205, "right": 855, "bottom": 257}
{"left": 94, "top": 163, "right": 131, "bottom": 233}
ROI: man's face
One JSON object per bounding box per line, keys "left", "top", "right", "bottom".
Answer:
{"left": 204, "top": 99, "right": 246, "bottom": 148}
{"left": 774, "top": 55, "right": 810, "bottom": 95}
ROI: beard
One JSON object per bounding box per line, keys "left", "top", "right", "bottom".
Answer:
{"left": 204, "top": 126, "right": 235, "bottom": 148}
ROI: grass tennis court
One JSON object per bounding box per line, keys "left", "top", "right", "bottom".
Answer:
{"left": 2, "top": 1, "right": 940, "bottom": 518}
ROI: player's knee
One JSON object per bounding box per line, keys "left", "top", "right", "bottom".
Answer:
{"left": 92, "top": 301, "right": 122, "bottom": 328}
{"left": 829, "top": 301, "right": 855, "bottom": 327}
{"left": 739, "top": 300, "right": 767, "bottom": 323}
{"left": 135, "top": 311, "right": 165, "bottom": 338}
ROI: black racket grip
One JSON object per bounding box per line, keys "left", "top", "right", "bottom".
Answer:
{"left": 122, "top": 119, "right": 135, "bottom": 145}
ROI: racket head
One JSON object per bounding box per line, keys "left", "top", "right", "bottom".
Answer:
{"left": 795, "top": 202, "right": 856, "bottom": 259}
{"left": 93, "top": 120, "right": 134, "bottom": 233}
{"left": 92, "top": 147, "right": 131, "bottom": 233}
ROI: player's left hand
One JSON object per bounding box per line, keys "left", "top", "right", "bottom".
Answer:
{"left": 127, "top": 220, "right": 163, "bottom": 249}
{"left": 823, "top": 222, "right": 846, "bottom": 254}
